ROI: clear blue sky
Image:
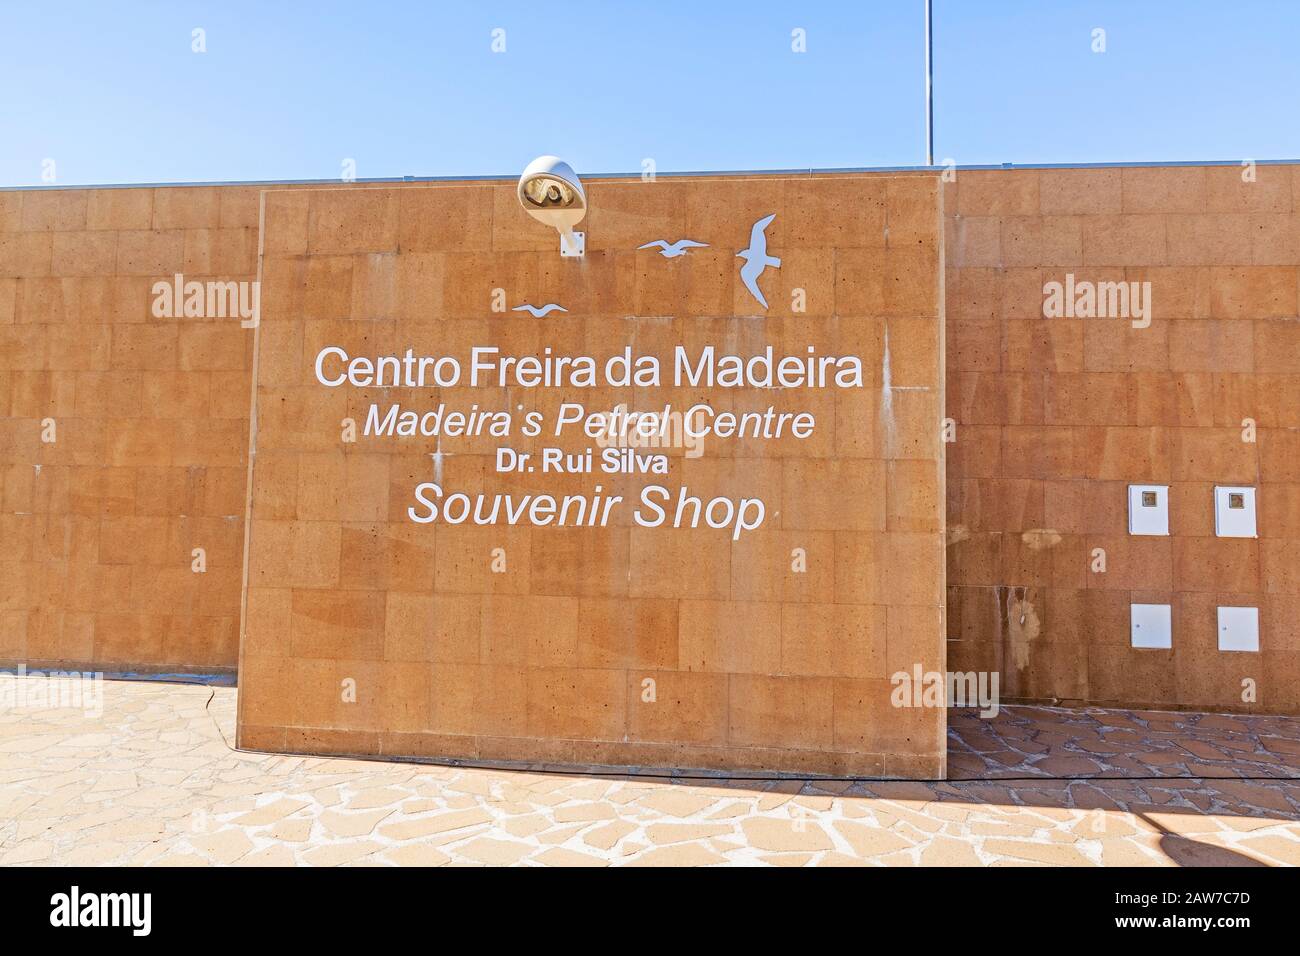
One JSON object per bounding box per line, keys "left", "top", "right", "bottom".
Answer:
{"left": 3, "top": 0, "right": 1298, "bottom": 186}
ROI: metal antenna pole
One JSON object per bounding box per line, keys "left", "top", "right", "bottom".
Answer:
{"left": 925, "top": 0, "right": 934, "bottom": 165}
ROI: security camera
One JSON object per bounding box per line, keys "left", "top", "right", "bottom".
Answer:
{"left": 517, "top": 155, "right": 586, "bottom": 257}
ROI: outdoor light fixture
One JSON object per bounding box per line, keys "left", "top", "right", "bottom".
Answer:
{"left": 517, "top": 155, "right": 586, "bottom": 257}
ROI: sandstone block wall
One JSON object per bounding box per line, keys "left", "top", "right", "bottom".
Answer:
{"left": 236, "top": 174, "right": 948, "bottom": 776}
{"left": 6, "top": 160, "right": 1296, "bottom": 772}
{"left": 0, "top": 185, "right": 261, "bottom": 672}
{"left": 943, "top": 164, "right": 1300, "bottom": 713}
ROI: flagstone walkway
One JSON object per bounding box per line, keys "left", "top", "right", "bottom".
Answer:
{"left": 1, "top": 677, "right": 1297, "bottom": 866}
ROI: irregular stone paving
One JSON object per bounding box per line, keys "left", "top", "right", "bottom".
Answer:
{"left": 948, "top": 706, "right": 1300, "bottom": 780}
{"left": 1, "top": 677, "right": 1298, "bottom": 866}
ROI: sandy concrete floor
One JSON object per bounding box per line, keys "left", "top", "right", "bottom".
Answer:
{"left": 1, "top": 676, "right": 1298, "bottom": 866}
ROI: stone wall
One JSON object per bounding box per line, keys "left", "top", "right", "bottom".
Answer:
{"left": 7, "top": 161, "right": 1295, "bottom": 771}
{"left": 235, "top": 174, "right": 948, "bottom": 776}
{"left": 0, "top": 185, "right": 260, "bottom": 673}
{"left": 943, "top": 164, "right": 1300, "bottom": 712}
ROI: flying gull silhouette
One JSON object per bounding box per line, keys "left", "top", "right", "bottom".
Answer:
{"left": 511, "top": 303, "right": 568, "bottom": 317}
{"left": 736, "top": 214, "right": 781, "bottom": 309}
{"left": 638, "top": 238, "right": 709, "bottom": 258}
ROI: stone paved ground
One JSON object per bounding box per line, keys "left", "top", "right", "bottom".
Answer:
{"left": 1, "top": 676, "right": 1298, "bottom": 866}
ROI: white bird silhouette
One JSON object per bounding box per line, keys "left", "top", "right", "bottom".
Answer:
{"left": 638, "top": 238, "right": 709, "bottom": 258}
{"left": 736, "top": 214, "right": 781, "bottom": 309}
{"left": 512, "top": 303, "right": 567, "bottom": 317}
